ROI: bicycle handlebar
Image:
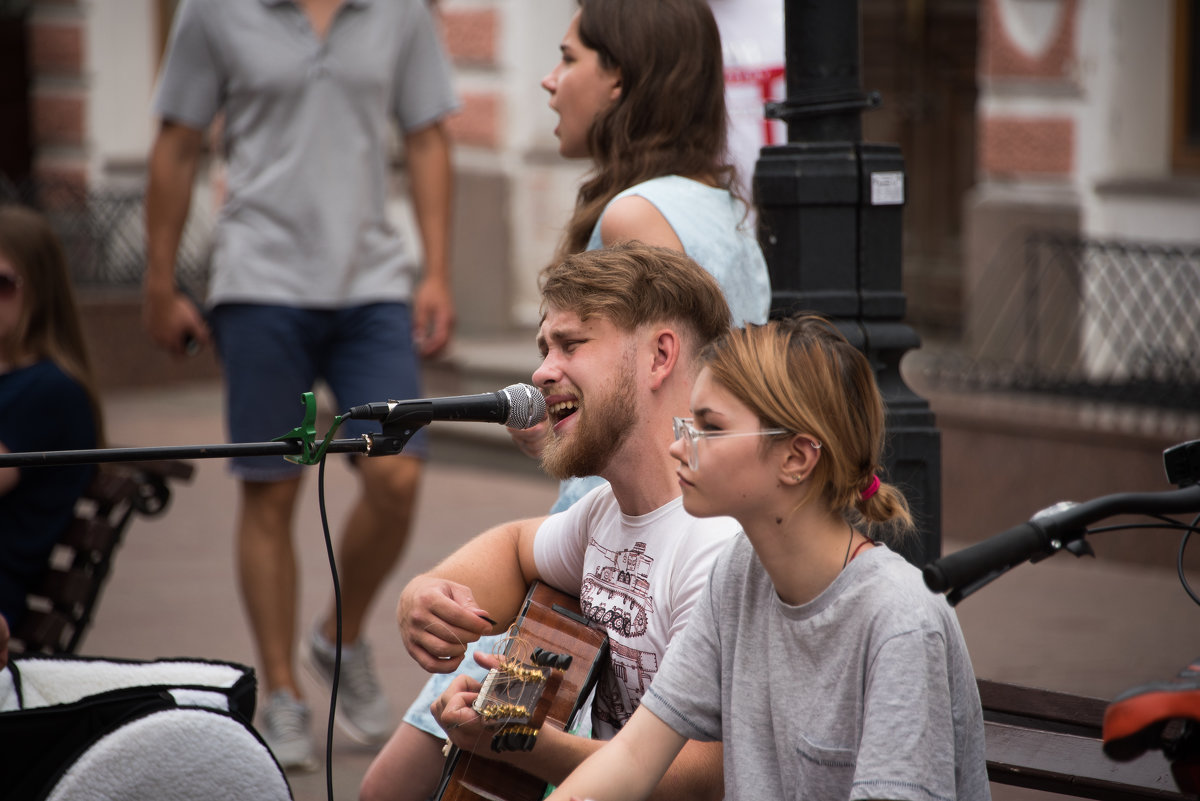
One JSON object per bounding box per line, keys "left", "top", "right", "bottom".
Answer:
{"left": 924, "top": 484, "right": 1200, "bottom": 604}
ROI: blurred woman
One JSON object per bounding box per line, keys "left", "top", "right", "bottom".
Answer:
{"left": 543, "top": 0, "right": 769, "bottom": 325}
{"left": 0, "top": 205, "right": 103, "bottom": 631}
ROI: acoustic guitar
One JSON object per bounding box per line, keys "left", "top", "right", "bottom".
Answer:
{"left": 434, "top": 581, "right": 609, "bottom": 801}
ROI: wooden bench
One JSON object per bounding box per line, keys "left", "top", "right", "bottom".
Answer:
{"left": 981, "top": 678, "right": 1191, "bottom": 799}
{"left": 12, "top": 459, "right": 195, "bottom": 655}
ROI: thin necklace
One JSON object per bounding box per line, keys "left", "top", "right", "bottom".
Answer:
{"left": 842, "top": 524, "right": 854, "bottom": 568}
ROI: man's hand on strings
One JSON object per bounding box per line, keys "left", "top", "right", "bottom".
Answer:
{"left": 430, "top": 652, "right": 503, "bottom": 755}
{"left": 398, "top": 576, "right": 494, "bottom": 672}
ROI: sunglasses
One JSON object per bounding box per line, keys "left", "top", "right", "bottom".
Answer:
{"left": 0, "top": 272, "right": 22, "bottom": 298}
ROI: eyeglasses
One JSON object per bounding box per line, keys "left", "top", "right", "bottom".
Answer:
{"left": 672, "top": 416, "right": 791, "bottom": 471}
{"left": 0, "top": 273, "right": 21, "bottom": 299}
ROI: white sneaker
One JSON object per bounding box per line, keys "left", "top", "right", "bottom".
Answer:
{"left": 305, "top": 629, "right": 395, "bottom": 745}
{"left": 260, "top": 689, "right": 318, "bottom": 772}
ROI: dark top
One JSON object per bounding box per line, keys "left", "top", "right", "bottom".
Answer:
{"left": 0, "top": 360, "right": 97, "bottom": 625}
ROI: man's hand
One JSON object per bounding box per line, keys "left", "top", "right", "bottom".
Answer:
{"left": 508, "top": 418, "right": 550, "bottom": 460}
{"left": 398, "top": 575, "right": 494, "bottom": 672}
{"left": 413, "top": 273, "right": 454, "bottom": 358}
{"left": 143, "top": 286, "right": 210, "bottom": 358}
{"left": 430, "top": 650, "right": 503, "bottom": 754}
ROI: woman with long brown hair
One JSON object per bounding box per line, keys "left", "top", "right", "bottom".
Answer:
{"left": 545, "top": 0, "right": 769, "bottom": 322}
{"left": 0, "top": 204, "right": 103, "bottom": 630}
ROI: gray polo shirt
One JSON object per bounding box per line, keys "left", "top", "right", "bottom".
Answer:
{"left": 154, "top": 0, "right": 459, "bottom": 308}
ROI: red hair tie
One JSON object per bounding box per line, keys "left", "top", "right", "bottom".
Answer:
{"left": 861, "top": 475, "right": 880, "bottom": 501}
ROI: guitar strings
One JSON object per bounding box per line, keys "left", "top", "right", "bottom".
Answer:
{"left": 427, "top": 619, "right": 552, "bottom": 778}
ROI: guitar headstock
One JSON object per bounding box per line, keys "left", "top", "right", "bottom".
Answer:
{"left": 472, "top": 637, "right": 575, "bottom": 752}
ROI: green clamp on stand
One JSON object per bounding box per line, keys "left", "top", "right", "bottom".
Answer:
{"left": 273, "top": 392, "right": 345, "bottom": 465}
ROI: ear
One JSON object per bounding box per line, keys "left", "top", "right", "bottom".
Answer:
{"left": 609, "top": 69, "right": 622, "bottom": 101}
{"left": 645, "top": 327, "right": 680, "bottom": 391}
{"left": 778, "top": 435, "right": 820, "bottom": 486}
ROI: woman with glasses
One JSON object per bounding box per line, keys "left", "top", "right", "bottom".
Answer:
{"left": 545, "top": 316, "right": 990, "bottom": 801}
{"left": 0, "top": 205, "right": 103, "bottom": 631}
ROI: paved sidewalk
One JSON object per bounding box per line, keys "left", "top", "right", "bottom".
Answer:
{"left": 77, "top": 381, "right": 1198, "bottom": 801}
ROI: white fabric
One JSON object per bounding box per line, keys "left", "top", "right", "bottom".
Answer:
{"left": 44, "top": 708, "right": 292, "bottom": 801}
{"left": 533, "top": 484, "right": 739, "bottom": 738}
{"left": 0, "top": 658, "right": 244, "bottom": 711}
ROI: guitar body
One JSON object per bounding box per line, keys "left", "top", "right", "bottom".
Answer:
{"left": 435, "top": 581, "right": 609, "bottom": 801}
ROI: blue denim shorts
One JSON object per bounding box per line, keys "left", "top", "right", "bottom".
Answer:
{"left": 210, "top": 303, "right": 428, "bottom": 481}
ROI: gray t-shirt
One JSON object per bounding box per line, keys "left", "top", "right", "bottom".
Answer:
{"left": 643, "top": 536, "right": 990, "bottom": 801}
{"left": 153, "top": 0, "right": 459, "bottom": 307}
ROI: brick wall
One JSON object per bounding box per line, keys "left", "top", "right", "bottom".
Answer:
{"left": 977, "top": 0, "right": 1077, "bottom": 181}
{"left": 27, "top": 0, "right": 88, "bottom": 194}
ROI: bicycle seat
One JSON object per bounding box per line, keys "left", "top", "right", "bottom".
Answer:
{"left": 1103, "top": 659, "right": 1200, "bottom": 793}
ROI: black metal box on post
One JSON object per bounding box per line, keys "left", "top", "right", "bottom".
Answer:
{"left": 754, "top": 0, "right": 941, "bottom": 567}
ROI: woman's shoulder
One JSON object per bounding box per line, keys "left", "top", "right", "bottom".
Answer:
{"left": 615, "top": 174, "right": 727, "bottom": 201}
{"left": 2, "top": 360, "right": 88, "bottom": 407}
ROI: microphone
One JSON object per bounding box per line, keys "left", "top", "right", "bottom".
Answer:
{"left": 346, "top": 383, "right": 547, "bottom": 430}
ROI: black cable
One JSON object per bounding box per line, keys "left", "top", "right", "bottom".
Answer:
{"left": 317, "top": 452, "right": 343, "bottom": 801}
{"left": 1178, "top": 514, "right": 1200, "bottom": 609}
{"left": 1085, "top": 516, "right": 1200, "bottom": 610}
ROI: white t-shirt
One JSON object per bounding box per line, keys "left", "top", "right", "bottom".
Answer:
{"left": 533, "top": 484, "right": 739, "bottom": 739}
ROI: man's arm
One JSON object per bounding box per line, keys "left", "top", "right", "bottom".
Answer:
{"left": 398, "top": 515, "right": 546, "bottom": 672}
{"left": 404, "top": 120, "right": 454, "bottom": 358}
{"left": 143, "top": 120, "right": 211, "bottom": 357}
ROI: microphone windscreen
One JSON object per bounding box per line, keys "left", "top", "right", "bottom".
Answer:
{"left": 502, "top": 384, "right": 546, "bottom": 429}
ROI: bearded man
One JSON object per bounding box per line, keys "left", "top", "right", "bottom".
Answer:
{"left": 372, "top": 243, "right": 735, "bottom": 801}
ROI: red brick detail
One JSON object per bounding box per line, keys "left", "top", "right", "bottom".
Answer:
{"left": 981, "top": 0, "right": 1077, "bottom": 80}
{"left": 33, "top": 92, "right": 86, "bottom": 147}
{"left": 30, "top": 20, "right": 84, "bottom": 76}
{"left": 445, "top": 91, "right": 501, "bottom": 149}
{"left": 978, "top": 116, "right": 1074, "bottom": 176}
{"left": 441, "top": 8, "right": 499, "bottom": 68}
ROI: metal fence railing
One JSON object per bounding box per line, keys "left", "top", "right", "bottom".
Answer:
{"left": 913, "top": 231, "right": 1200, "bottom": 413}
{"left": 0, "top": 176, "right": 212, "bottom": 301}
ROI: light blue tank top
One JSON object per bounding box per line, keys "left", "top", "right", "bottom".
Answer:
{"left": 586, "top": 175, "right": 771, "bottom": 326}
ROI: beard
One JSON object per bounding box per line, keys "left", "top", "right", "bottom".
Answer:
{"left": 540, "top": 359, "right": 638, "bottom": 481}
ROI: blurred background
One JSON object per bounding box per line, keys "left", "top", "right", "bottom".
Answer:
{"left": 1, "top": 1, "right": 1198, "bottom": 796}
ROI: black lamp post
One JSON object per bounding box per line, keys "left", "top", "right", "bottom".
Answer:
{"left": 754, "top": 0, "right": 941, "bottom": 566}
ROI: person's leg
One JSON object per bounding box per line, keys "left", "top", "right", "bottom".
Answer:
{"left": 360, "top": 640, "right": 494, "bottom": 801}
{"left": 321, "top": 453, "right": 422, "bottom": 646}
{"left": 359, "top": 722, "right": 447, "bottom": 801}
{"left": 304, "top": 302, "right": 428, "bottom": 744}
{"left": 237, "top": 475, "right": 304, "bottom": 695}
{"left": 211, "top": 303, "right": 323, "bottom": 771}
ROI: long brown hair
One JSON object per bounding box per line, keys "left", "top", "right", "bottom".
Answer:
{"left": 701, "top": 316, "right": 913, "bottom": 541}
{"left": 556, "top": 0, "right": 734, "bottom": 261}
{"left": 0, "top": 204, "right": 105, "bottom": 445}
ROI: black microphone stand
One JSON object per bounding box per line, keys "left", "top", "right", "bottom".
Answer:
{"left": 0, "top": 391, "right": 422, "bottom": 469}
